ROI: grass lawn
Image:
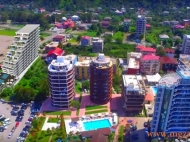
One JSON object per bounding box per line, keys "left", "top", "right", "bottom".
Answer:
{"left": 86, "top": 105, "right": 107, "bottom": 111}
{"left": 113, "top": 31, "right": 124, "bottom": 40}
{"left": 68, "top": 37, "right": 77, "bottom": 43}
{"left": 40, "top": 32, "right": 51, "bottom": 37}
{"left": 75, "top": 82, "right": 81, "bottom": 93}
{"left": 45, "top": 111, "right": 71, "bottom": 115}
{"left": 75, "top": 31, "right": 97, "bottom": 37}
{"left": 85, "top": 109, "right": 108, "bottom": 115}
{"left": 48, "top": 118, "right": 60, "bottom": 123}
{"left": 0, "top": 29, "right": 16, "bottom": 36}
{"left": 37, "top": 133, "right": 51, "bottom": 142}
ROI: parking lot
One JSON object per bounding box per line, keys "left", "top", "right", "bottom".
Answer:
{"left": 0, "top": 101, "right": 31, "bottom": 142}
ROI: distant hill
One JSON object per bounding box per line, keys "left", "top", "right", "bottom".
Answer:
{"left": 1, "top": 0, "right": 190, "bottom": 10}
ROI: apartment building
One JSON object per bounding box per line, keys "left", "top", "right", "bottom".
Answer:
{"left": 92, "top": 37, "right": 104, "bottom": 53}
{"left": 140, "top": 54, "right": 160, "bottom": 75}
{"left": 127, "top": 52, "right": 142, "bottom": 75}
{"left": 90, "top": 54, "right": 113, "bottom": 104}
{"left": 160, "top": 56, "right": 178, "bottom": 72}
{"left": 48, "top": 56, "right": 75, "bottom": 109}
{"left": 182, "top": 34, "right": 190, "bottom": 55}
{"left": 2, "top": 24, "right": 40, "bottom": 77}
{"left": 151, "top": 54, "right": 190, "bottom": 133}
{"left": 75, "top": 57, "right": 92, "bottom": 80}
{"left": 122, "top": 75, "right": 145, "bottom": 113}
{"left": 135, "top": 45, "right": 156, "bottom": 56}
{"left": 63, "top": 54, "right": 77, "bottom": 65}
{"left": 136, "top": 15, "right": 146, "bottom": 37}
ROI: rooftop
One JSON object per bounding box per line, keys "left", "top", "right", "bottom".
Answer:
{"left": 47, "top": 47, "right": 65, "bottom": 56}
{"left": 128, "top": 58, "right": 139, "bottom": 69}
{"left": 122, "top": 75, "right": 143, "bottom": 91}
{"left": 159, "top": 73, "right": 181, "bottom": 87}
{"left": 146, "top": 73, "right": 161, "bottom": 83}
{"left": 53, "top": 35, "right": 66, "bottom": 39}
{"left": 128, "top": 52, "right": 142, "bottom": 58}
{"left": 48, "top": 56, "right": 73, "bottom": 72}
{"left": 75, "top": 60, "right": 91, "bottom": 66}
{"left": 179, "top": 54, "right": 190, "bottom": 68}
{"left": 141, "top": 47, "right": 156, "bottom": 52}
{"left": 186, "top": 35, "right": 190, "bottom": 39}
{"left": 160, "top": 56, "right": 178, "bottom": 64}
{"left": 159, "top": 34, "right": 169, "bottom": 39}
{"left": 82, "top": 36, "right": 90, "bottom": 40}
{"left": 141, "top": 54, "right": 159, "bottom": 61}
{"left": 164, "top": 48, "right": 175, "bottom": 53}
{"left": 46, "top": 42, "right": 59, "bottom": 48}
{"left": 63, "top": 54, "right": 77, "bottom": 61}
{"left": 16, "top": 24, "right": 39, "bottom": 34}
{"left": 92, "top": 54, "right": 111, "bottom": 65}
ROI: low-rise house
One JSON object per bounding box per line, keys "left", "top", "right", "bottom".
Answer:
{"left": 127, "top": 52, "right": 142, "bottom": 75}
{"left": 159, "top": 34, "right": 169, "bottom": 40}
{"left": 46, "top": 47, "right": 65, "bottom": 63}
{"left": 39, "top": 8, "right": 46, "bottom": 13}
{"left": 101, "top": 21, "right": 110, "bottom": 28}
{"left": 71, "top": 15, "right": 80, "bottom": 21}
{"left": 163, "top": 11, "right": 170, "bottom": 15}
{"left": 55, "top": 23, "right": 63, "bottom": 29}
{"left": 92, "top": 37, "right": 104, "bottom": 53}
{"left": 78, "top": 24, "right": 88, "bottom": 30}
{"left": 53, "top": 35, "right": 66, "bottom": 43}
{"left": 63, "top": 19, "right": 75, "bottom": 29}
{"left": 91, "top": 19, "right": 99, "bottom": 23}
{"left": 140, "top": 54, "right": 160, "bottom": 75}
{"left": 173, "top": 24, "right": 185, "bottom": 29}
{"left": 160, "top": 56, "right": 178, "bottom": 72}
{"left": 103, "top": 32, "right": 113, "bottom": 37}
{"left": 164, "top": 48, "right": 175, "bottom": 57}
{"left": 135, "top": 45, "right": 156, "bottom": 56}
{"left": 104, "top": 17, "right": 112, "bottom": 21}
{"left": 146, "top": 24, "right": 151, "bottom": 29}
{"left": 81, "top": 36, "right": 90, "bottom": 46}
{"left": 45, "top": 42, "right": 59, "bottom": 53}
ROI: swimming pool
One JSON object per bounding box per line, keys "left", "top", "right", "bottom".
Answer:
{"left": 83, "top": 119, "right": 111, "bottom": 131}
{"left": 152, "top": 86, "right": 158, "bottom": 95}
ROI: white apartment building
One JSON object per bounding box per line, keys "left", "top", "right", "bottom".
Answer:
{"left": 136, "top": 15, "right": 146, "bottom": 37}
{"left": 92, "top": 37, "right": 104, "bottom": 53}
{"left": 182, "top": 34, "right": 190, "bottom": 55}
{"left": 48, "top": 56, "right": 75, "bottom": 109}
{"left": 2, "top": 24, "right": 40, "bottom": 77}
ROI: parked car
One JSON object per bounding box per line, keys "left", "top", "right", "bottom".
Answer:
{"left": 130, "top": 124, "right": 137, "bottom": 131}
{"left": 8, "top": 132, "right": 13, "bottom": 139}
{"left": 16, "top": 116, "right": 23, "bottom": 122}
{"left": 0, "top": 117, "right": 6, "bottom": 121}
{"left": 25, "top": 121, "right": 31, "bottom": 125}
{"left": 144, "top": 122, "right": 148, "bottom": 127}
{"left": 12, "top": 106, "right": 19, "bottom": 110}
{"left": 15, "top": 122, "right": 19, "bottom": 127}
{"left": 0, "top": 115, "right": 4, "bottom": 119}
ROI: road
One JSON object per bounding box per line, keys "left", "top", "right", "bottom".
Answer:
{"left": 0, "top": 102, "right": 31, "bottom": 142}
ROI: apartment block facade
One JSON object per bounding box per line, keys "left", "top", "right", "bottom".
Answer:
{"left": 151, "top": 54, "right": 190, "bottom": 133}
{"left": 182, "top": 34, "right": 190, "bottom": 55}
{"left": 2, "top": 24, "right": 40, "bottom": 77}
{"left": 92, "top": 37, "right": 104, "bottom": 53}
{"left": 48, "top": 56, "right": 75, "bottom": 109}
{"left": 122, "top": 75, "right": 145, "bottom": 113}
{"left": 75, "top": 57, "right": 92, "bottom": 80}
{"left": 140, "top": 54, "right": 160, "bottom": 75}
{"left": 90, "top": 54, "right": 113, "bottom": 104}
{"left": 136, "top": 15, "right": 146, "bottom": 37}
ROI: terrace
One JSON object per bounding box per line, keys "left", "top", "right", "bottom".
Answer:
{"left": 65, "top": 113, "right": 118, "bottom": 134}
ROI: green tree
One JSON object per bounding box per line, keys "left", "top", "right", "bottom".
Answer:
{"left": 70, "top": 100, "right": 80, "bottom": 109}
{"left": 0, "top": 87, "right": 13, "bottom": 98}
{"left": 156, "top": 47, "right": 166, "bottom": 57}
{"left": 58, "top": 42, "right": 64, "bottom": 49}
{"left": 115, "top": 37, "right": 122, "bottom": 44}
{"left": 139, "top": 34, "right": 144, "bottom": 41}
{"left": 82, "top": 80, "right": 90, "bottom": 89}
{"left": 31, "top": 118, "right": 38, "bottom": 129}
{"left": 77, "top": 35, "right": 82, "bottom": 42}
{"left": 108, "top": 132, "right": 115, "bottom": 142}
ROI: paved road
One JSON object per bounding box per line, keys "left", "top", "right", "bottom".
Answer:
{"left": 0, "top": 102, "right": 31, "bottom": 142}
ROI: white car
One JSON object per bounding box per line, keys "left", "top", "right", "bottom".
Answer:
{"left": 8, "top": 132, "right": 12, "bottom": 139}
{"left": 3, "top": 121, "right": 11, "bottom": 126}
{"left": 3, "top": 126, "right": 7, "bottom": 130}
{"left": 25, "top": 121, "right": 31, "bottom": 125}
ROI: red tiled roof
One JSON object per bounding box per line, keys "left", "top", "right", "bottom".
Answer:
{"left": 53, "top": 35, "right": 65, "bottom": 39}
{"left": 160, "top": 56, "right": 178, "bottom": 64}
{"left": 145, "top": 93, "right": 154, "bottom": 101}
{"left": 141, "top": 54, "right": 159, "bottom": 60}
{"left": 82, "top": 36, "right": 90, "bottom": 40}
{"left": 164, "top": 48, "right": 175, "bottom": 53}
{"left": 136, "top": 45, "right": 145, "bottom": 49}
{"left": 146, "top": 24, "right": 151, "bottom": 27}
{"left": 141, "top": 47, "right": 156, "bottom": 52}
{"left": 47, "top": 47, "right": 65, "bottom": 56}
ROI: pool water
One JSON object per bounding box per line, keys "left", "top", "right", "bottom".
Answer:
{"left": 152, "top": 86, "right": 158, "bottom": 95}
{"left": 83, "top": 119, "right": 111, "bottom": 131}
